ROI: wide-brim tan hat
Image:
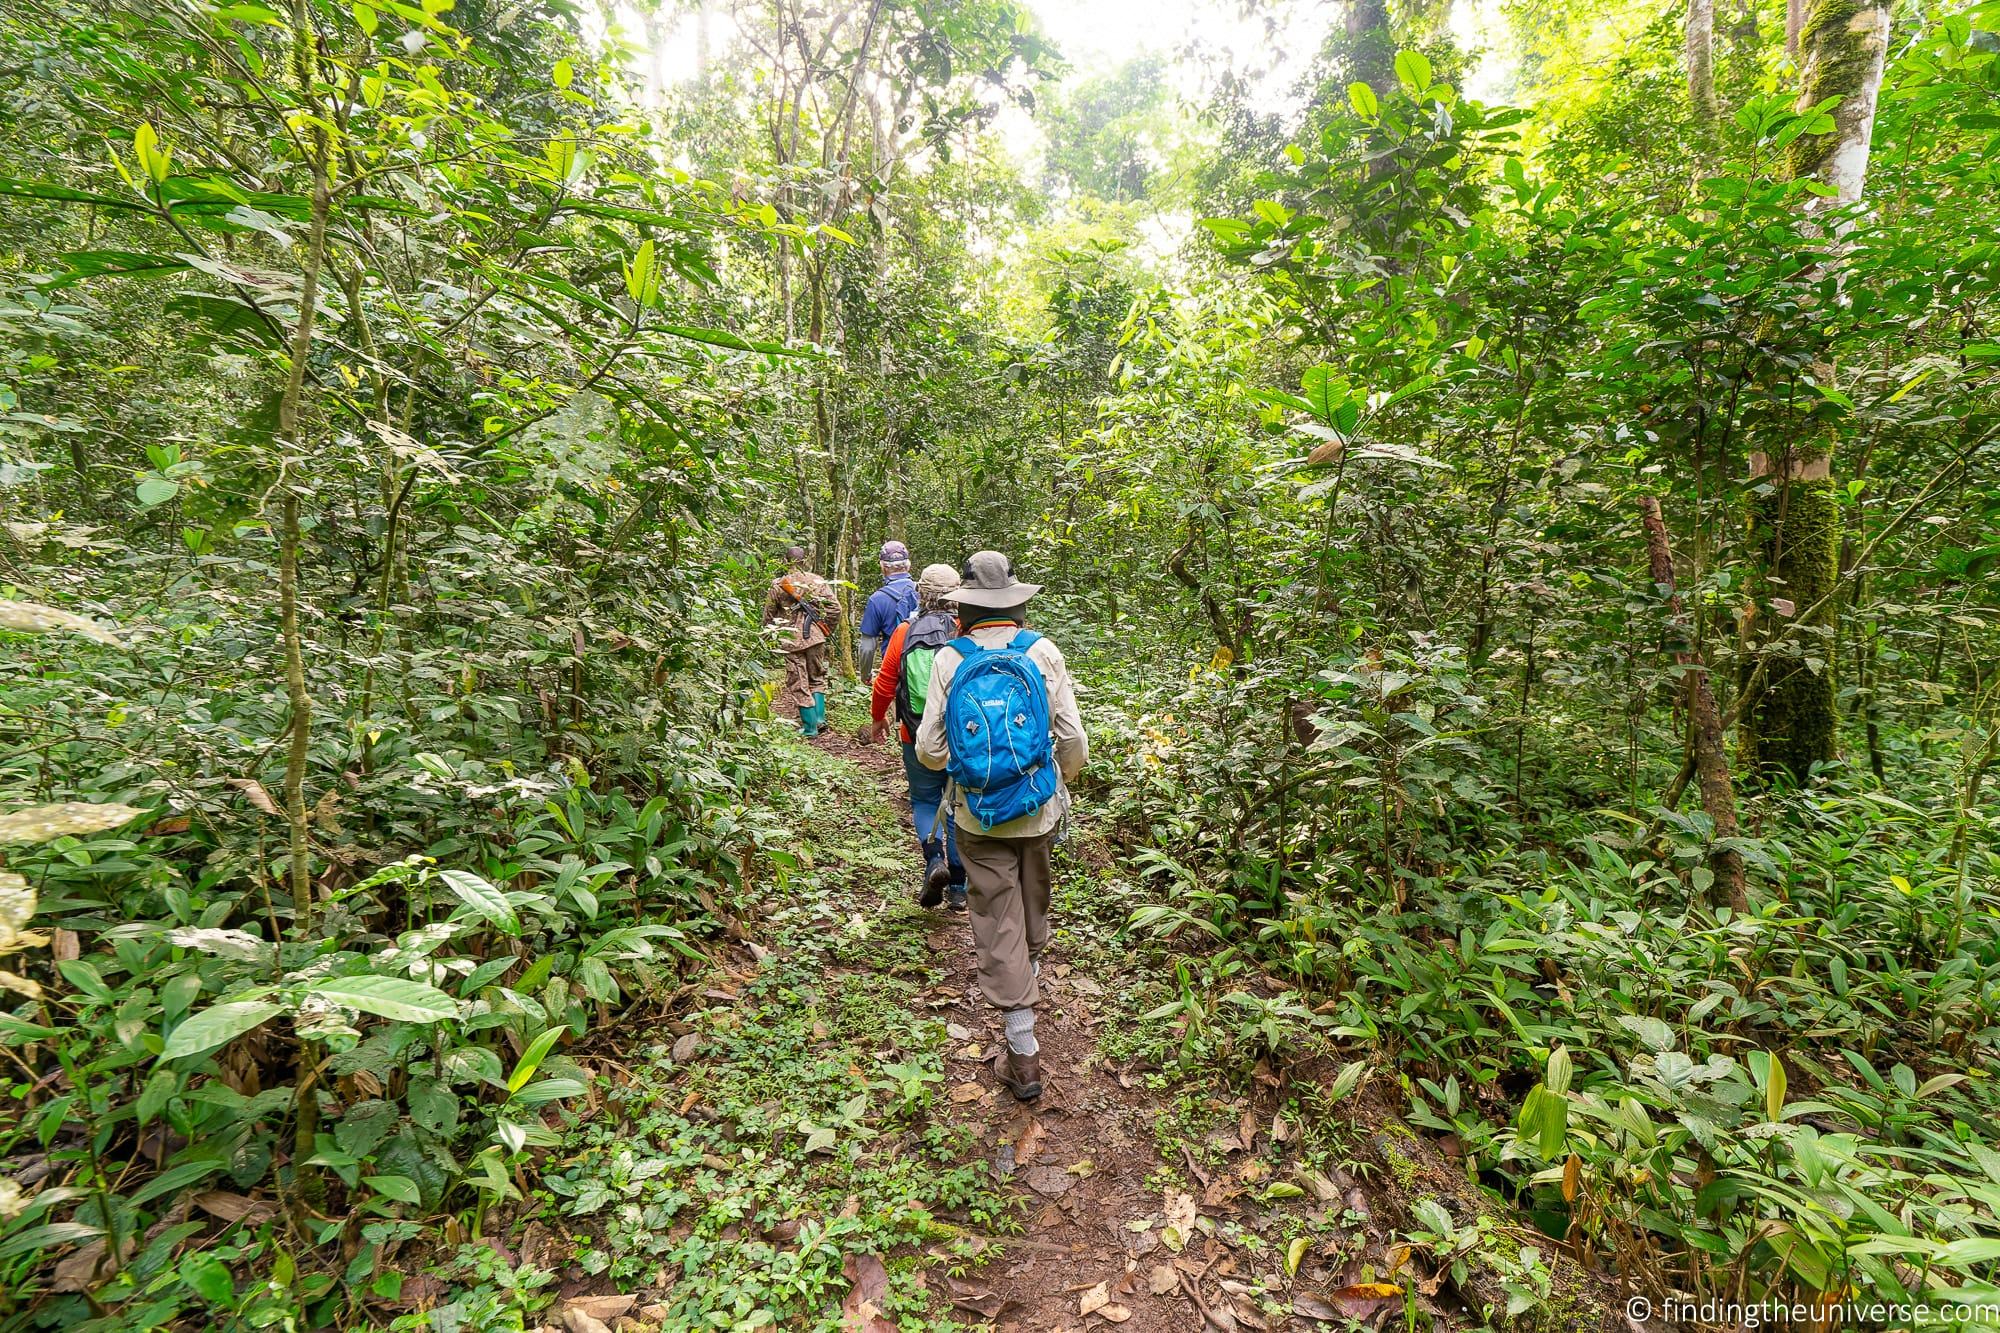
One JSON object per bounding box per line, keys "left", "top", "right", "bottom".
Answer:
{"left": 946, "top": 550, "right": 1042, "bottom": 608}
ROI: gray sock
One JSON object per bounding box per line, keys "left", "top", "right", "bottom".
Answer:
{"left": 1003, "top": 1007, "right": 1038, "bottom": 1056}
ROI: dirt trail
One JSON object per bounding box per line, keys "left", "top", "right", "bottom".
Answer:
{"left": 814, "top": 727, "right": 1211, "bottom": 1332}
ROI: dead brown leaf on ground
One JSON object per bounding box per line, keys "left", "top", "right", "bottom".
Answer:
{"left": 841, "top": 1253, "right": 897, "bottom": 1333}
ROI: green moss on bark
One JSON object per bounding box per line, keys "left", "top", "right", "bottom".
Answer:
{"left": 1746, "top": 477, "right": 1840, "bottom": 783}
{"left": 1785, "top": 0, "right": 1890, "bottom": 190}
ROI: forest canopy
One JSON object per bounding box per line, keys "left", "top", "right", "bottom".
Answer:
{"left": 1, "top": 0, "right": 1998, "bottom": 1326}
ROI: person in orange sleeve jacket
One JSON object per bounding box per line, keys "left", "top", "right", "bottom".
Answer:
{"left": 869, "top": 562, "right": 966, "bottom": 911}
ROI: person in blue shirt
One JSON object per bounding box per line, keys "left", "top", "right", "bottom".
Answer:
{"left": 856, "top": 540, "right": 918, "bottom": 678}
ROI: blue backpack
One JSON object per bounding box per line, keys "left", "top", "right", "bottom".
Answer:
{"left": 943, "top": 630, "right": 1059, "bottom": 831}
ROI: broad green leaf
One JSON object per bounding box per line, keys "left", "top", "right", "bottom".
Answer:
{"left": 308, "top": 976, "right": 458, "bottom": 1023}
{"left": 136, "top": 477, "right": 180, "bottom": 506}
{"left": 434, "top": 868, "right": 520, "bottom": 934}
{"left": 363, "top": 1174, "right": 422, "bottom": 1204}
{"left": 1347, "top": 81, "right": 1379, "bottom": 119}
{"left": 1545, "top": 1045, "right": 1572, "bottom": 1096}
{"left": 508, "top": 1025, "right": 565, "bottom": 1093}
{"left": 162, "top": 1000, "right": 284, "bottom": 1059}
{"left": 1394, "top": 49, "right": 1432, "bottom": 96}
{"left": 0, "top": 1222, "right": 104, "bottom": 1261}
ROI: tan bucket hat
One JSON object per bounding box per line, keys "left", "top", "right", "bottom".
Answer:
{"left": 946, "top": 550, "right": 1042, "bottom": 609}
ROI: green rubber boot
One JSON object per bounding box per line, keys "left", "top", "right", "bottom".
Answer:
{"left": 799, "top": 701, "right": 820, "bottom": 738}
{"left": 810, "top": 691, "right": 827, "bottom": 734}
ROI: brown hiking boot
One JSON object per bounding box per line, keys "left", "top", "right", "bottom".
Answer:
{"left": 997, "top": 1049, "right": 1042, "bottom": 1101}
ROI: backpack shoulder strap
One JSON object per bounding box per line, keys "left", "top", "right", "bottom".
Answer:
{"left": 948, "top": 635, "right": 981, "bottom": 660}
{"left": 1008, "top": 630, "right": 1042, "bottom": 652}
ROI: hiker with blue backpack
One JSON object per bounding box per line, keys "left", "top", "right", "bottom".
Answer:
{"left": 915, "top": 551, "right": 1087, "bottom": 1102}
{"left": 868, "top": 563, "right": 968, "bottom": 912}
{"left": 855, "top": 540, "right": 919, "bottom": 681}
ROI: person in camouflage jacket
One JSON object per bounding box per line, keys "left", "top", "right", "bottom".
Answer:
{"left": 763, "top": 545, "right": 838, "bottom": 737}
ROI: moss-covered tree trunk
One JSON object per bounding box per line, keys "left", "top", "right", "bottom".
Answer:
{"left": 1739, "top": 0, "right": 1889, "bottom": 783}
{"left": 1743, "top": 453, "right": 1841, "bottom": 782}
{"left": 1786, "top": 0, "right": 1892, "bottom": 210}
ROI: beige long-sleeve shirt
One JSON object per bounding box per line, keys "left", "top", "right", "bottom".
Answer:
{"left": 914, "top": 621, "right": 1087, "bottom": 838}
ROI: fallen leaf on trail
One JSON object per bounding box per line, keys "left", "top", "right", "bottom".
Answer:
{"left": 559, "top": 1310, "right": 611, "bottom": 1333}
{"left": 1286, "top": 1236, "right": 1310, "bottom": 1276}
{"left": 564, "top": 1295, "right": 635, "bottom": 1322}
{"left": 946, "top": 1022, "right": 970, "bottom": 1040}
{"left": 1326, "top": 1283, "right": 1403, "bottom": 1320}
{"left": 1201, "top": 1179, "right": 1239, "bottom": 1209}
{"left": 1066, "top": 1158, "right": 1094, "bottom": 1177}
{"left": 1026, "top": 1164, "right": 1075, "bottom": 1196}
{"left": 1070, "top": 975, "right": 1104, "bottom": 996}
{"left": 1098, "top": 1303, "right": 1132, "bottom": 1323}
{"left": 1148, "top": 1264, "right": 1179, "bottom": 1295}
{"left": 957, "top": 1043, "right": 983, "bottom": 1059}
{"left": 1238, "top": 1108, "right": 1259, "bottom": 1151}
{"left": 1271, "top": 1112, "right": 1292, "bottom": 1143}
{"left": 1160, "top": 1189, "right": 1198, "bottom": 1253}
{"left": 1126, "top": 1217, "right": 1156, "bottom": 1232}
{"left": 1016, "top": 1116, "right": 1046, "bottom": 1165}
{"left": 996, "top": 1143, "right": 1016, "bottom": 1177}
{"left": 1053, "top": 963, "right": 1073, "bottom": 978}
{"left": 671, "top": 1032, "right": 699, "bottom": 1062}
{"left": 1081, "top": 1281, "right": 1111, "bottom": 1315}
{"left": 950, "top": 1082, "right": 986, "bottom": 1104}
{"left": 944, "top": 1275, "right": 1016, "bottom": 1319}
{"left": 1252, "top": 1058, "right": 1279, "bottom": 1088}
{"left": 1296, "top": 1169, "right": 1339, "bottom": 1203}
{"left": 1230, "top": 1297, "right": 1269, "bottom": 1329}
{"left": 841, "top": 1253, "right": 897, "bottom": 1332}
{"left": 1292, "top": 1295, "right": 1341, "bottom": 1322}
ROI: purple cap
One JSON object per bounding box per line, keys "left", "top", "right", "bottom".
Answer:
{"left": 879, "top": 540, "right": 910, "bottom": 563}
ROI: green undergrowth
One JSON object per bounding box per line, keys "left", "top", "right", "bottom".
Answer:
{"left": 412, "top": 714, "right": 1010, "bottom": 1332}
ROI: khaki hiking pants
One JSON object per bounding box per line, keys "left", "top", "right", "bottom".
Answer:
{"left": 958, "top": 826, "right": 1053, "bottom": 1012}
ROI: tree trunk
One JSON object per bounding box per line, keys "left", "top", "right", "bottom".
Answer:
{"left": 1687, "top": 0, "right": 1718, "bottom": 122}
{"left": 1742, "top": 452, "right": 1841, "bottom": 783}
{"left": 1641, "top": 497, "right": 1748, "bottom": 911}
{"left": 1346, "top": 0, "right": 1395, "bottom": 96}
{"left": 1737, "top": 0, "right": 1888, "bottom": 783}
{"left": 1786, "top": 0, "right": 1804, "bottom": 61}
{"left": 280, "top": 0, "right": 334, "bottom": 1206}
{"left": 1787, "top": 0, "right": 1892, "bottom": 213}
